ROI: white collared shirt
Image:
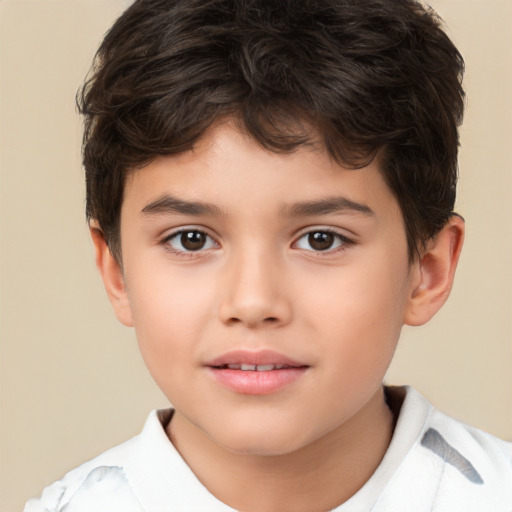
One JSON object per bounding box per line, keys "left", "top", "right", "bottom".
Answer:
{"left": 25, "top": 387, "right": 512, "bottom": 511}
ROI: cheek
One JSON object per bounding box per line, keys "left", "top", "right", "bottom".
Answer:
{"left": 124, "top": 265, "right": 215, "bottom": 381}
{"left": 309, "top": 255, "right": 410, "bottom": 364}
{"left": 307, "top": 270, "right": 407, "bottom": 421}
{"left": 127, "top": 256, "right": 213, "bottom": 324}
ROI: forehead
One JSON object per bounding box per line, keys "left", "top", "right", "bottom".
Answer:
{"left": 122, "top": 121, "right": 399, "bottom": 223}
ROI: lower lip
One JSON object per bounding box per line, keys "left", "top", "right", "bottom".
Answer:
{"left": 206, "top": 367, "right": 308, "bottom": 395}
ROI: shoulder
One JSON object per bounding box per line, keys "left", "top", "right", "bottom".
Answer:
{"left": 423, "top": 392, "right": 512, "bottom": 483}
{"left": 24, "top": 465, "right": 145, "bottom": 512}
{"left": 23, "top": 410, "right": 167, "bottom": 512}
{"left": 425, "top": 399, "right": 512, "bottom": 492}
{"left": 24, "top": 409, "right": 234, "bottom": 512}
{"left": 380, "top": 387, "right": 512, "bottom": 511}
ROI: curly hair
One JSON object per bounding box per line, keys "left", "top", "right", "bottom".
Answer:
{"left": 78, "top": 0, "right": 465, "bottom": 261}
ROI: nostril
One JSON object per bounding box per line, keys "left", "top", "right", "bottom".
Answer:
{"left": 226, "top": 316, "right": 279, "bottom": 326}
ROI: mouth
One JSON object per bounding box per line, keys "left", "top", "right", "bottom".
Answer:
{"left": 205, "top": 350, "right": 309, "bottom": 395}
{"left": 211, "top": 363, "right": 300, "bottom": 371}
{"left": 205, "top": 349, "right": 307, "bottom": 368}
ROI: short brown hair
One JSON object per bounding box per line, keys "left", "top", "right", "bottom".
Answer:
{"left": 78, "top": 0, "right": 465, "bottom": 261}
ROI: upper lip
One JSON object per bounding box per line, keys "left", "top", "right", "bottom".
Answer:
{"left": 205, "top": 349, "right": 308, "bottom": 368}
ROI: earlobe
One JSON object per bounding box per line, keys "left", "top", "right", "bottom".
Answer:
{"left": 89, "top": 222, "right": 134, "bottom": 327}
{"left": 404, "top": 215, "right": 465, "bottom": 326}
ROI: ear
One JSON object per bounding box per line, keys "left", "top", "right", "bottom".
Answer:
{"left": 404, "top": 215, "right": 465, "bottom": 326}
{"left": 89, "top": 222, "right": 134, "bottom": 327}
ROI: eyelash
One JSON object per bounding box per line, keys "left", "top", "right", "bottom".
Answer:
{"left": 161, "top": 229, "right": 218, "bottom": 257}
{"left": 160, "top": 228, "right": 353, "bottom": 257}
{"left": 293, "top": 229, "right": 353, "bottom": 255}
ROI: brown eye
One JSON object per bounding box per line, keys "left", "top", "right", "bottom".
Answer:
{"left": 295, "top": 230, "right": 348, "bottom": 253}
{"left": 308, "top": 231, "right": 335, "bottom": 251}
{"left": 181, "top": 231, "right": 206, "bottom": 250}
{"left": 166, "top": 230, "right": 216, "bottom": 252}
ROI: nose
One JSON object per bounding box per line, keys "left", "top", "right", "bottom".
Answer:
{"left": 218, "top": 246, "right": 292, "bottom": 329}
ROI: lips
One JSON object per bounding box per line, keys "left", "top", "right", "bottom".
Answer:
{"left": 205, "top": 350, "right": 309, "bottom": 395}
{"left": 206, "top": 349, "right": 306, "bottom": 368}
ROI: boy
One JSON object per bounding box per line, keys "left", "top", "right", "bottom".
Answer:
{"left": 25, "top": 0, "right": 512, "bottom": 510}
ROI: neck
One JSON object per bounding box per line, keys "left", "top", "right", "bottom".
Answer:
{"left": 167, "top": 387, "right": 394, "bottom": 512}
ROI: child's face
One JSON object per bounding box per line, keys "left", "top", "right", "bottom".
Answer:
{"left": 115, "top": 121, "right": 419, "bottom": 455}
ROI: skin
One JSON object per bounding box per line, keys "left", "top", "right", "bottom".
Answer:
{"left": 92, "top": 120, "right": 464, "bottom": 511}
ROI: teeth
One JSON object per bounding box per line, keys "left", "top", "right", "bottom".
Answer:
{"left": 224, "top": 363, "right": 288, "bottom": 371}
{"left": 256, "top": 364, "right": 274, "bottom": 371}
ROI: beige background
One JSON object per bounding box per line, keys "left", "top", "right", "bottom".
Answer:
{"left": 0, "top": 0, "right": 511, "bottom": 510}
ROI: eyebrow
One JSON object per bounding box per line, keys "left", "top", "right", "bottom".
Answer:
{"left": 281, "top": 196, "right": 374, "bottom": 217}
{"left": 141, "top": 195, "right": 224, "bottom": 217}
{"left": 141, "top": 194, "right": 374, "bottom": 219}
